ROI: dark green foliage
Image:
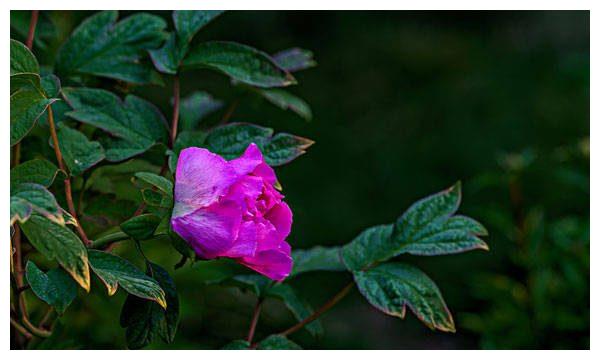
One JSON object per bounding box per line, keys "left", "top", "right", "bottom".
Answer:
{"left": 55, "top": 123, "right": 105, "bottom": 175}
{"left": 257, "top": 335, "right": 302, "bottom": 349}
{"left": 10, "top": 159, "right": 61, "bottom": 188}
{"left": 11, "top": 183, "right": 63, "bottom": 225}
{"left": 290, "top": 246, "right": 346, "bottom": 277}
{"left": 120, "top": 214, "right": 162, "bottom": 241}
{"left": 26, "top": 261, "right": 78, "bottom": 315}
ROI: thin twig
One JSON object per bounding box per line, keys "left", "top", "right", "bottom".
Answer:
{"left": 47, "top": 106, "right": 91, "bottom": 246}
{"left": 11, "top": 318, "right": 33, "bottom": 340}
{"left": 246, "top": 299, "right": 264, "bottom": 343}
{"left": 169, "top": 75, "right": 180, "bottom": 148}
{"left": 279, "top": 282, "right": 354, "bottom": 337}
{"left": 220, "top": 99, "right": 239, "bottom": 125}
{"left": 25, "top": 10, "right": 39, "bottom": 50}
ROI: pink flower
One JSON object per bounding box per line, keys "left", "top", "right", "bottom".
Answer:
{"left": 171, "top": 143, "right": 293, "bottom": 281}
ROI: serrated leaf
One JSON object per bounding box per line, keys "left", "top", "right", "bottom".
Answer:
{"left": 183, "top": 41, "right": 296, "bottom": 88}
{"left": 353, "top": 262, "right": 455, "bottom": 332}
{"left": 10, "top": 159, "right": 61, "bottom": 188}
{"left": 63, "top": 87, "right": 168, "bottom": 161}
{"left": 11, "top": 89, "right": 58, "bottom": 146}
{"left": 291, "top": 246, "right": 346, "bottom": 277}
{"left": 20, "top": 215, "right": 90, "bottom": 291}
{"left": 257, "top": 335, "right": 302, "bottom": 350}
{"left": 120, "top": 262, "right": 179, "bottom": 349}
{"left": 273, "top": 48, "right": 316, "bottom": 72}
{"left": 266, "top": 284, "right": 323, "bottom": 337}
{"left": 179, "top": 91, "right": 223, "bottom": 131}
{"left": 258, "top": 89, "right": 312, "bottom": 120}
{"left": 120, "top": 214, "right": 162, "bottom": 241}
{"left": 222, "top": 340, "right": 250, "bottom": 349}
{"left": 26, "top": 261, "right": 77, "bottom": 315}
{"left": 150, "top": 11, "right": 223, "bottom": 74}
{"left": 54, "top": 123, "right": 105, "bottom": 176}
{"left": 341, "top": 183, "right": 488, "bottom": 271}
{"left": 11, "top": 183, "right": 64, "bottom": 225}
{"left": 55, "top": 11, "right": 166, "bottom": 84}
{"left": 205, "top": 123, "right": 313, "bottom": 166}
{"left": 87, "top": 250, "right": 166, "bottom": 308}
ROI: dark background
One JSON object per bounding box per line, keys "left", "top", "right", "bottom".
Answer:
{"left": 12, "top": 10, "right": 590, "bottom": 349}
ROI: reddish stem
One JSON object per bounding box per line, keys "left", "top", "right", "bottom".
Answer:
{"left": 246, "top": 299, "right": 264, "bottom": 343}
{"left": 169, "top": 75, "right": 180, "bottom": 148}
{"left": 25, "top": 11, "right": 39, "bottom": 50}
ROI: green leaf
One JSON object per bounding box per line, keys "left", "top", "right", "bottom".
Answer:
{"left": 87, "top": 250, "right": 166, "bottom": 308}
{"left": 26, "top": 261, "right": 77, "bottom": 315}
{"left": 183, "top": 41, "right": 296, "bottom": 88}
{"left": 353, "top": 262, "right": 455, "bottom": 332}
{"left": 20, "top": 215, "right": 91, "bottom": 291}
{"left": 168, "top": 130, "right": 209, "bottom": 172}
{"left": 11, "top": 183, "right": 64, "bottom": 225}
{"left": 168, "top": 226, "right": 196, "bottom": 260}
{"left": 120, "top": 262, "right": 179, "bottom": 349}
{"left": 273, "top": 48, "right": 316, "bottom": 72}
{"left": 120, "top": 214, "right": 162, "bottom": 241}
{"left": 220, "top": 274, "right": 272, "bottom": 297}
{"left": 258, "top": 89, "right": 312, "bottom": 120}
{"left": 10, "top": 159, "right": 61, "bottom": 188}
{"left": 10, "top": 39, "right": 39, "bottom": 75}
{"left": 341, "top": 183, "right": 488, "bottom": 271}
{"left": 150, "top": 11, "right": 223, "bottom": 74}
{"left": 134, "top": 172, "right": 173, "bottom": 196}
{"left": 205, "top": 123, "right": 313, "bottom": 166}
{"left": 257, "top": 335, "right": 302, "bottom": 350}
{"left": 266, "top": 284, "right": 323, "bottom": 337}
{"left": 134, "top": 172, "right": 174, "bottom": 208}
{"left": 40, "top": 74, "right": 61, "bottom": 98}
{"left": 222, "top": 340, "right": 250, "bottom": 349}
{"left": 55, "top": 123, "right": 105, "bottom": 176}
{"left": 55, "top": 11, "right": 167, "bottom": 84}
{"left": 291, "top": 246, "right": 347, "bottom": 277}
{"left": 10, "top": 89, "right": 58, "bottom": 146}
{"left": 62, "top": 87, "right": 168, "bottom": 161}
{"left": 179, "top": 91, "right": 223, "bottom": 131}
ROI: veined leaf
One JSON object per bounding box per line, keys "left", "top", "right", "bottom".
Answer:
{"left": 134, "top": 172, "right": 173, "bottom": 196}
{"left": 11, "top": 183, "right": 64, "bottom": 225}
{"left": 291, "top": 246, "right": 346, "bottom": 277}
{"left": 55, "top": 11, "right": 167, "bottom": 84}
{"left": 258, "top": 89, "right": 312, "bottom": 120}
{"left": 341, "top": 182, "right": 488, "bottom": 271}
{"left": 41, "top": 74, "right": 61, "bottom": 98}
{"left": 120, "top": 214, "right": 162, "bottom": 241}
{"left": 55, "top": 123, "right": 105, "bottom": 176}
{"left": 20, "top": 215, "right": 90, "bottom": 291}
{"left": 353, "top": 262, "right": 455, "bottom": 332}
{"left": 257, "top": 335, "right": 302, "bottom": 350}
{"left": 62, "top": 87, "right": 168, "bottom": 161}
{"left": 205, "top": 123, "right": 313, "bottom": 166}
{"left": 10, "top": 89, "right": 58, "bottom": 146}
{"left": 267, "top": 284, "right": 323, "bottom": 337}
{"left": 10, "top": 38, "right": 39, "bottom": 75}
{"left": 87, "top": 250, "right": 166, "bottom": 308}
{"left": 183, "top": 41, "right": 296, "bottom": 88}
{"left": 10, "top": 159, "right": 61, "bottom": 188}
{"left": 272, "top": 48, "right": 316, "bottom": 72}
{"left": 120, "top": 262, "right": 179, "bottom": 349}
{"left": 222, "top": 340, "right": 250, "bottom": 349}
{"left": 150, "top": 11, "right": 223, "bottom": 74}
{"left": 26, "top": 261, "right": 77, "bottom": 315}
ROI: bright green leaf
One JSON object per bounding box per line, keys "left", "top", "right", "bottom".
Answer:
{"left": 120, "top": 214, "right": 162, "bottom": 240}
{"left": 257, "top": 335, "right": 302, "bottom": 350}
{"left": 183, "top": 41, "right": 296, "bottom": 88}
{"left": 87, "top": 250, "right": 166, "bottom": 308}
{"left": 55, "top": 123, "right": 105, "bottom": 176}
{"left": 291, "top": 246, "right": 347, "bottom": 277}
{"left": 10, "top": 159, "right": 61, "bottom": 188}
{"left": 63, "top": 87, "right": 168, "bottom": 161}
{"left": 273, "top": 47, "right": 316, "bottom": 72}
{"left": 258, "top": 89, "right": 312, "bottom": 120}
{"left": 26, "top": 261, "right": 77, "bottom": 314}
{"left": 55, "top": 11, "right": 166, "bottom": 84}
{"left": 120, "top": 262, "right": 179, "bottom": 349}
{"left": 20, "top": 215, "right": 91, "bottom": 291}
{"left": 353, "top": 262, "right": 455, "bottom": 332}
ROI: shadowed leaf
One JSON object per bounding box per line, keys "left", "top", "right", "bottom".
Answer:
{"left": 26, "top": 261, "right": 77, "bottom": 314}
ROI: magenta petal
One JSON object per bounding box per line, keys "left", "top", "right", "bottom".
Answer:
{"left": 174, "top": 147, "right": 238, "bottom": 218}
{"left": 221, "top": 221, "right": 257, "bottom": 258}
{"left": 229, "top": 143, "right": 263, "bottom": 176}
{"left": 238, "top": 245, "right": 293, "bottom": 281}
{"left": 171, "top": 201, "right": 242, "bottom": 259}
{"left": 265, "top": 202, "right": 293, "bottom": 240}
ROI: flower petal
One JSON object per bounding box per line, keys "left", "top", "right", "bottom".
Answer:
{"left": 229, "top": 143, "right": 263, "bottom": 176}
{"left": 238, "top": 244, "right": 293, "bottom": 281}
{"left": 174, "top": 147, "right": 238, "bottom": 218}
{"left": 265, "top": 201, "right": 293, "bottom": 240}
{"left": 171, "top": 200, "right": 241, "bottom": 259}
{"left": 220, "top": 221, "right": 258, "bottom": 258}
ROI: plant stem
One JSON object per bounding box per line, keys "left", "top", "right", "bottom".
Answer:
{"left": 11, "top": 318, "right": 32, "bottom": 340}
{"left": 246, "top": 298, "right": 264, "bottom": 343}
{"left": 25, "top": 10, "right": 39, "bottom": 50}
{"left": 90, "top": 231, "right": 131, "bottom": 249}
{"left": 280, "top": 282, "right": 354, "bottom": 337}
{"left": 220, "top": 99, "right": 239, "bottom": 125}
{"left": 47, "top": 106, "right": 91, "bottom": 246}
{"left": 169, "top": 75, "right": 180, "bottom": 148}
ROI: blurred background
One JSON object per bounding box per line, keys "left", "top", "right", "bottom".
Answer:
{"left": 11, "top": 10, "right": 589, "bottom": 349}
